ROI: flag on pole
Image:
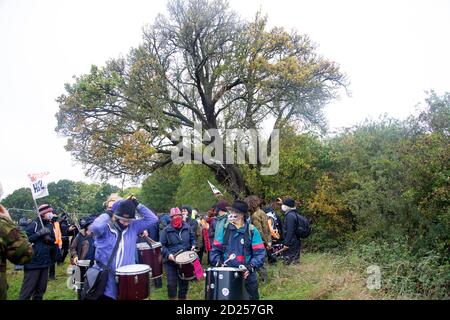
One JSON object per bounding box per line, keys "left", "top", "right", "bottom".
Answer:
{"left": 207, "top": 180, "right": 223, "bottom": 196}
{"left": 0, "top": 180, "right": 3, "bottom": 201}
{"left": 28, "top": 172, "right": 50, "bottom": 200}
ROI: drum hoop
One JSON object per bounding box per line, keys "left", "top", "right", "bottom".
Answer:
{"left": 76, "top": 260, "right": 91, "bottom": 267}
{"left": 206, "top": 267, "right": 241, "bottom": 272}
{"left": 116, "top": 264, "right": 151, "bottom": 275}
{"left": 136, "top": 242, "right": 162, "bottom": 249}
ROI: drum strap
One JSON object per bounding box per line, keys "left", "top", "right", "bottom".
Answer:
{"left": 97, "top": 230, "right": 122, "bottom": 273}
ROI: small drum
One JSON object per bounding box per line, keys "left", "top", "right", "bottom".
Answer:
{"left": 204, "top": 267, "right": 245, "bottom": 300}
{"left": 75, "top": 260, "right": 91, "bottom": 300}
{"left": 115, "top": 264, "right": 150, "bottom": 300}
{"left": 137, "top": 242, "right": 163, "bottom": 279}
{"left": 175, "top": 251, "right": 201, "bottom": 281}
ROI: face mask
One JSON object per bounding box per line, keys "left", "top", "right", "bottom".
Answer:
{"left": 281, "top": 205, "right": 289, "bottom": 212}
{"left": 115, "top": 220, "right": 128, "bottom": 231}
{"left": 172, "top": 216, "right": 183, "bottom": 228}
{"left": 182, "top": 214, "right": 188, "bottom": 221}
{"left": 46, "top": 212, "right": 54, "bottom": 221}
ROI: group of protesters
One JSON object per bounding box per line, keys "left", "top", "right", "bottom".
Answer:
{"left": 0, "top": 192, "right": 308, "bottom": 300}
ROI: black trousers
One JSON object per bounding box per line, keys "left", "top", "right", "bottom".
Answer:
{"left": 19, "top": 268, "right": 49, "bottom": 300}
{"left": 197, "top": 246, "right": 205, "bottom": 264}
{"left": 283, "top": 239, "right": 301, "bottom": 265}
{"left": 48, "top": 246, "right": 59, "bottom": 279}
{"left": 58, "top": 238, "right": 70, "bottom": 264}
{"left": 165, "top": 262, "right": 189, "bottom": 299}
{"left": 153, "top": 277, "right": 162, "bottom": 288}
{"left": 245, "top": 272, "right": 260, "bottom": 300}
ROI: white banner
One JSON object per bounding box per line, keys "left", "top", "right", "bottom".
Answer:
{"left": 0, "top": 181, "right": 3, "bottom": 201}
{"left": 28, "top": 172, "right": 50, "bottom": 200}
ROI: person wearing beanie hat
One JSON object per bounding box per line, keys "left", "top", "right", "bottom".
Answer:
{"left": 210, "top": 199, "right": 266, "bottom": 300}
{"left": 88, "top": 196, "right": 158, "bottom": 300}
{"left": 160, "top": 207, "right": 196, "bottom": 300}
{"left": 280, "top": 197, "right": 302, "bottom": 265}
{"left": 19, "top": 204, "right": 56, "bottom": 300}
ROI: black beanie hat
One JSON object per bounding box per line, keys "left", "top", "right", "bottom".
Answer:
{"left": 114, "top": 200, "right": 137, "bottom": 220}
{"left": 282, "top": 198, "right": 296, "bottom": 208}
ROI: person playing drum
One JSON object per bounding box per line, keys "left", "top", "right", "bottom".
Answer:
{"left": 160, "top": 207, "right": 196, "bottom": 300}
{"left": 210, "top": 200, "right": 266, "bottom": 300}
{"left": 70, "top": 216, "right": 95, "bottom": 264}
{"left": 89, "top": 196, "right": 158, "bottom": 300}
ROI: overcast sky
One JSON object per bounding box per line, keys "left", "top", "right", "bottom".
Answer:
{"left": 1, "top": 0, "right": 449, "bottom": 197}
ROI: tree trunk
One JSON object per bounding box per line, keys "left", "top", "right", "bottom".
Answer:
{"left": 209, "top": 164, "right": 250, "bottom": 199}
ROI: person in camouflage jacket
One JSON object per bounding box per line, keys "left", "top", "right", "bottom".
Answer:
{"left": 244, "top": 196, "right": 272, "bottom": 282}
{"left": 0, "top": 205, "right": 33, "bottom": 300}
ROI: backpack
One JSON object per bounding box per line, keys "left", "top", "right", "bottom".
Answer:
{"left": 294, "top": 212, "right": 311, "bottom": 239}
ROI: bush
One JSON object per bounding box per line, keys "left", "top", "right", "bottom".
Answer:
{"left": 352, "top": 239, "right": 449, "bottom": 299}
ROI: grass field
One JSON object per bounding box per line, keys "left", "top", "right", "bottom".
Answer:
{"left": 6, "top": 252, "right": 383, "bottom": 300}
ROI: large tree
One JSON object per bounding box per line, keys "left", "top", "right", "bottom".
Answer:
{"left": 56, "top": 0, "right": 347, "bottom": 197}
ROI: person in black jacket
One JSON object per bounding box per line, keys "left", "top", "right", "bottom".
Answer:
{"left": 160, "top": 207, "right": 196, "bottom": 300}
{"left": 70, "top": 216, "right": 95, "bottom": 264}
{"left": 19, "top": 204, "right": 56, "bottom": 300}
{"left": 281, "top": 198, "right": 301, "bottom": 265}
{"left": 57, "top": 214, "right": 70, "bottom": 264}
{"left": 181, "top": 205, "right": 198, "bottom": 237}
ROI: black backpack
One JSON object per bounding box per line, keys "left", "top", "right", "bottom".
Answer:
{"left": 292, "top": 211, "right": 311, "bottom": 239}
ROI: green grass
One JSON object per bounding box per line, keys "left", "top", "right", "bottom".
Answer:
{"left": 6, "top": 252, "right": 384, "bottom": 300}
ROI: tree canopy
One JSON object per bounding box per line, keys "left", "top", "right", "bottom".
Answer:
{"left": 55, "top": 0, "right": 347, "bottom": 197}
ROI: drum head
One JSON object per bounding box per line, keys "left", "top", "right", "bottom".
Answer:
{"left": 208, "top": 267, "right": 241, "bottom": 272}
{"left": 175, "top": 251, "right": 198, "bottom": 264}
{"left": 116, "top": 264, "right": 151, "bottom": 275}
{"left": 77, "top": 260, "right": 91, "bottom": 267}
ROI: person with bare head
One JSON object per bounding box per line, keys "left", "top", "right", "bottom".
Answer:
{"left": 244, "top": 195, "right": 272, "bottom": 282}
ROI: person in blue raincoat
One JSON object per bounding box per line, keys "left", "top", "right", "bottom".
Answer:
{"left": 160, "top": 207, "right": 196, "bottom": 300}
{"left": 89, "top": 196, "right": 158, "bottom": 300}
{"left": 210, "top": 200, "right": 266, "bottom": 300}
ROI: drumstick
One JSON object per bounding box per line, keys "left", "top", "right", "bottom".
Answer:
{"left": 143, "top": 236, "right": 155, "bottom": 248}
{"left": 273, "top": 246, "right": 289, "bottom": 255}
{"left": 223, "top": 253, "right": 236, "bottom": 266}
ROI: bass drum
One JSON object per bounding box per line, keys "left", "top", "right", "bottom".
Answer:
{"left": 115, "top": 264, "right": 150, "bottom": 300}
{"left": 204, "top": 267, "right": 245, "bottom": 300}
{"left": 136, "top": 242, "right": 163, "bottom": 279}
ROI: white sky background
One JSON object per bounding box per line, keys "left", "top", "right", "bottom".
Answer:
{"left": 0, "top": 0, "right": 449, "bottom": 197}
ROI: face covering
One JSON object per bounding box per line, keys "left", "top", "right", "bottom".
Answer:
{"left": 46, "top": 212, "right": 54, "bottom": 221}
{"left": 281, "top": 205, "right": 289, "bottom": 212}
{"left": 115, "top": 220, "right": 128, "bottom": 231}
{"left": 182, "top": 214, "right": 188, "bottom": 221}
{"left": 172, "top": 216, "right": 183, "bottom": 229}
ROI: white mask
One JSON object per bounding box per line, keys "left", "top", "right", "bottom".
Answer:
{"left": 281, "top": 205, "right": 289, "bottom": 212}
{"left": 46, "top": 212, "right": 54, "bottom": 220}
{"left": 227, "top": 213, "right": 238, "bottom": 223}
